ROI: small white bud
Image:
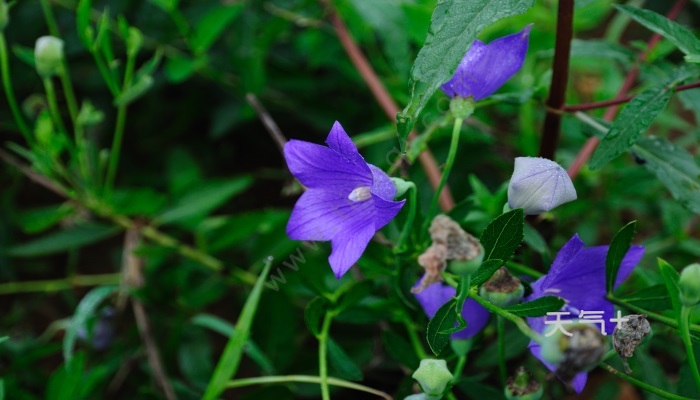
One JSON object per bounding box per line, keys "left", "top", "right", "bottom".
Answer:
{"left": 507, "top": 157, "right": 576, "bottom": 215}
{"left": 34, "top": 36, "right": 64, "bottom": 78}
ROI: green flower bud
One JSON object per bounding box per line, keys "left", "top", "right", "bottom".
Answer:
{"left": 449, "top": 247, "right": 483, "bottom": 276}
{"left": 504, "top": 367, "right": 543, "bottom": 400}
{"left": 541, "top": 324, "right": 606, "bottom": 384}
{"left": 449, "top": 96, "right": 475, "bottom": 120}
{"left": 412, "top": 359, "right": 453, "bottom": 398}
{"left": 679, "top": 263, "right": 700, "bottom": 307}
{"left": 479, "top": 267, "right": 524, "bottom": 307}
{"left": 34, "top": 36, "right": 64, "bottom": 78}
{"left": 0, "top": 1, "right": 9, "bottom": 31}
{"left": 391, "top": 177, "right": 413, "bottom": 198}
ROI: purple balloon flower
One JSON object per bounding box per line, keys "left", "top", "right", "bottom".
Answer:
{"left": 525, "top": 234, "right": 645, "bottom": 393}
{"left": 441, "top": 25, "right": 531, "bottom": 100}
{"left": 413, "top": 276, "right": 490, "bottom": 339}
{"left": 284, "top": 122, "right": 405, "bottom": 278}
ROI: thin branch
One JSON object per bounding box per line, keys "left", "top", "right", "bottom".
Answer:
{"left": 567, "top": 0, "right": 688, "bottom": 179}
{"left": 0, "top": 149, "right": 258, "bottom": 286}
{"left": 0, "top": 148, "right": 70, "bottom": 198}
{"left": 125, "top": 229, "right": 178, "bottom": 400}
{"left": 246, "top": 93, "right": 288, "bottom": 155}
{"left": 227, "top": 375, "right": 393, "bottom": 400}
{"left": 320, "top": 0, "right": 454, "bottom": 211}
{"left": 564, "top": 81, "right": 700, "bottom": 112}
{"left": 538, "top": 0, "right": 574, "bottom": 160}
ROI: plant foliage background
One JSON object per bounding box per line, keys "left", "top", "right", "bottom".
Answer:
{"left": 2, "top": 0, "right": 700, "bottom": 399}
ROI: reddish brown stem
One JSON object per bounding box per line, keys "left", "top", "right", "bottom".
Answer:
{"left": 322, "top": 1, "right": 455, "bottom": 211}
{"left": 539, "top": 0, "right": 575, "bottom": 160}
{"left": 564, "top": 81, "right": 700, "bottom": 112}
{"left": 567, "top": 0, "right": 688, "bottom": 179}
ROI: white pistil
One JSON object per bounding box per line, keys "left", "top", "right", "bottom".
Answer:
{"left": 348, "top": 186, "right": 372, "bottom": 202}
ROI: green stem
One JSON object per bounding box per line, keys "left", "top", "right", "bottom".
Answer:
{"left": 452, "top": 354, "right": 467, "bottom": 383}
{"left": 43, "top": 77, "right": 68, "bottom": 135}
{"left": 0, "top": 273, "right": 121, "bottom": 295}
{"left": 39, "top": 0, "right": 60, "bottom": 36}
{"left": 469, "top": 290, "right": 542, "bottom": 344}
{"left": 497, "top": 316, "right": 506, "bottom": 384}
{"left": 0, "top": 34, "right": 31, "bottom": 141}
{"left": 506, "top": 261, "right": 544, "bottom": 279}
{"left": 608, "top": 296, "right": 700, "bottom": 333}
{"left": 423, "top": 117, "right": 463, "bottom": 234}
{"left": 602, "top": 363, "right": 695, "bottom": 400}
{"left": 226, "top": 375, "right": 392, "bottom": 400}
{"left": 105, "top": 52, "right": 136, "bottom": 191}
{"left": 39, "top": 0, "right": 79, "bottom": 124}
{"left": 318, "top": 312, "right": 333, "bottom": 400}
{"left": 402, "top": 315, "right": 429, "bottom": 360}
{"left": 680, "top": 305, "right": 700, "bottom": 392}
{"left": 394, "top": 182, "right": 417, "bottom": 254}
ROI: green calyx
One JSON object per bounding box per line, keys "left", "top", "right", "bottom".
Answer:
{"left": 679, "top": 263, "right": 700, "bottom": 307}
{"left": 412, "top": 359, "right": 454, "bottom": 398}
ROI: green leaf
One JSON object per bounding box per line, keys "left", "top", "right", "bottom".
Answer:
{"left": 63, "top": 286, "right": 117, "bottom": 362}
{"left": 502, "top": 296, "right": 564, "bottom": 317}
{"left": 47, "top": 353, "right": 86, "bottom": 400}
{"left": 202, "top": 258, "right": 273, "bottom": 400}
{"left": 15, "top": 204, "right": 75, "bottom": 234}
{"left": 190, "top": 5, "right": 244, "bottom": 53}
{"left": 658, "top": 258, "right": 682, "bottom": 316}
{"left": 426, "top": 298, "right": 457, "bottom": 355}
{"left": 335, "top": 281, "right": 373, "bottom": 314}
{"left": 304, "top": 296, "right": 330, "bottom": 337}
{"left": 480, "top": 208, "right": 524, "bottom": 262}
{"left": 327, "top": 338, "right": 364, "bottom": 381}
{"left": 471, "top": 259, "right": 504, "bottom": 287}
{"left": 686, "top": 54, "right": 700, "bottom": 63}
{"left": 606, "top": 221, "right": 637, "bottom": 294}
{"left": 590, "top": 84, "right": 672, "bottom": 169}
{"left": 7, "top": 223, "right": 120, "bottom": 257}
{"left": 615, "top": 5, "right": 700, "bottom": 55}
{"left": 396, "top": 0, "right": 536, "bottom": 151}
{"left": 190, "top": 313, "right": 275, "bottom": 375}
{"left": 617, "top": 284, "right": 671, "bottom": 310}
{"left": 523, "top": 223, "right": 549, "bottom": 256}
{"left": 155, "top": 177, "right": 253, "bottom": 225}
{"left": 113, "top": 74, "right": 154, "bottom": 106}
{"left": 634, "top": 136, "right": 700, "bottom": 214}
{"left": 381, "top": 331, "right": 420, "bottom": 369}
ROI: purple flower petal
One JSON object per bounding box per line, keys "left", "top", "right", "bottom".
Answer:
{"left": 329, "top": 223, "right": 376, "bottom": 278}
{"left": 441, "top": 25, "right": 531, "bottom": 100}
{"left": 284, "top": 139, "right": 372, "bottom": 190}
{"left": 369, "top": 164, "right": 397, "bottom": 201}
{"left": 325, "top": 121, "right": 368, "bottom": 169}
{"left": 287, "top": 189, "right": 367, "bottom": 241}
{"left": 413, "top": 278, "right": 490, "bottom": 339}
{"left": 372, "top": 194, "right": 405, "bottom": 231}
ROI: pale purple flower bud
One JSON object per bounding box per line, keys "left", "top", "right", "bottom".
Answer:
{"left": 441, "top": 25, "right": 531, "bottom": 100}
{"left": 508, "top": 157, "right": 577, "bottom": 215}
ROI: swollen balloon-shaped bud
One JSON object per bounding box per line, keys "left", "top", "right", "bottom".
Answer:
{"left": 508, "top": 157, "right": 576, "bottom": 215}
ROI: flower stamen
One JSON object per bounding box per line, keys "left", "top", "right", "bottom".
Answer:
{"left": 348, "top": 186, "right": 372, "bottom": 202}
